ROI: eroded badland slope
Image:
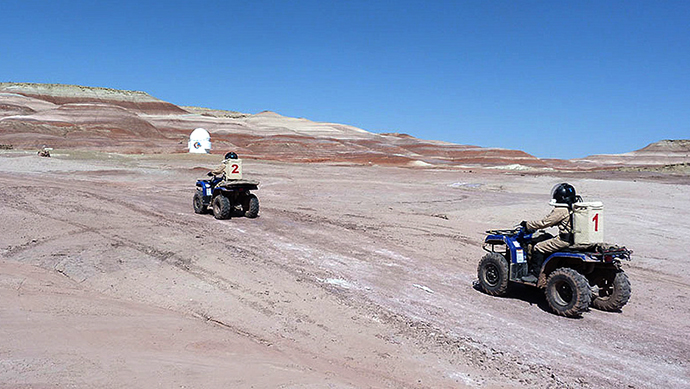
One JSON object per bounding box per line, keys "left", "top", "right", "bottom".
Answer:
{"left": 1, "top": 83, "right": 689, "bottom": 388}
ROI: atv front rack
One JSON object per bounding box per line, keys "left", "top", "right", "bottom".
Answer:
{"left": 485, "top": 228, "right": 521, "bottom": 236}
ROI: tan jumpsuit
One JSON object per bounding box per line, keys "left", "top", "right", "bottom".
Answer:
{"left": 526, "top": 206, "right": 572, "bottom": 254}
{"left": 210, "top": 160, "right": 227, "bottom": 176}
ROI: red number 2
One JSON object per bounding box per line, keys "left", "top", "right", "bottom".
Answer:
{"left": 592, "top": 213, "right": 599, "bottom": 232}
{"left": 231, "top": 164, "right": 239, "bottom": 174}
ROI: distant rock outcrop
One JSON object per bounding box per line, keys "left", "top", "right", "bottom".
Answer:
{"left": 0, "top": 84, "right": 169, "bottom": 150}
{"left": 180, "top": 106, "right": 249, "bottom": 119}
{"left": 1, "top": 82, "right": 684, "bottom": 170}
{"left": 0, "top": 83, "right": 187, "bottom": 115}
{"left": 576, "top": 139, "right": 690, "bottom": 168}
{"left": 638, "top": 139, "right": 690, "bottom": 153}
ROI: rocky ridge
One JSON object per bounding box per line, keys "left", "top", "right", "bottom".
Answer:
{"left": 0, "top": 82, "right": 687, "bottom": 169}
{"left": 575, "top": 139, "right": 690, "bottom": 168}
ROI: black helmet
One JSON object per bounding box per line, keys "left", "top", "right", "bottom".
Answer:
{"left": 224, "top": 151, "right": 238, "bottom": 160}
{"left": 551, "top": 183, "right": 578, "bottom": 204}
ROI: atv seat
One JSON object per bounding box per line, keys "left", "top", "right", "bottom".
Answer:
{"left": 564, "top": 243, "right": 598, "bottom": 252}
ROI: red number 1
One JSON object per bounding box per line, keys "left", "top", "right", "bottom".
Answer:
{"left": 231, "top": 164, "right": 239, "bottom": 174}
{"left": 592, "top": 213, "right": 599, "bottom": 232}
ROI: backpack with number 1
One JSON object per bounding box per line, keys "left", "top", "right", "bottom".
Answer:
{"left": 572, "top": 201, "right": 604, "bottom": 245}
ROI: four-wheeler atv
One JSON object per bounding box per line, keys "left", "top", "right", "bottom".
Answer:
{"left": 477, "top": 227, "right": 631, "bottom": 318}
{"left": 193, "top": 175, "right": 259, "bottom": 220}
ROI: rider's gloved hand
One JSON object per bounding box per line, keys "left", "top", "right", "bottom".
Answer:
{"left": 520, "top": 220, "right": 527, "bottom": 228}
{"left": 207, "top": 172, "right": 214, "bottom": 177}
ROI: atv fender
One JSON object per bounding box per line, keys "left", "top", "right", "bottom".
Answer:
{"left": 537, "top": 252, "right": 596, "bottom": 288}
{"left": 195, "top": 180, "right": 214, "bottom": 204}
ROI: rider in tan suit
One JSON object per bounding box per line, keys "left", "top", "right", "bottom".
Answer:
{"left": 520, "top": 183, "right": 579, "bottom": 281}
{"left": 209, "top": 151, "right": 238, "bottom": 176}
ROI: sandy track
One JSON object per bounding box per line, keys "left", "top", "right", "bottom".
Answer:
{"left": 1, "top": 151, "right": 689, "bottom": 388}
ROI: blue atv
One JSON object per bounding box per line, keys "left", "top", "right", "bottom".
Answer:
{"left": 193, "top": 176, "right": 259, "bottom": 220}
{"left": 477, "top": 227, "right": 631, "bottom": 317}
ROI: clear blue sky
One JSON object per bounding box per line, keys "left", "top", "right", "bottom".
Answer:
{"left": 2, "top": 1, "right": 689, "bottom": 158}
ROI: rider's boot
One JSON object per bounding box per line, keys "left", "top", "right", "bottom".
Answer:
{"left": 521, "top": 251, "right": 544, "bottom": 283}
{"left": 520, "top": 274, "right": 538, "bottom": 283}
{"left": 531, "top": 251, "right": 545, "bottom": 276}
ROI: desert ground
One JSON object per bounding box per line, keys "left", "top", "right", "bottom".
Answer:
{"left": 1, "top": 150, "right": 689, "bottom": 388}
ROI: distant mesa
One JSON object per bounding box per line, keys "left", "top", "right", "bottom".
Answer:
{"left": 576, "top": 139, "right": 690, "bottom": 168}
{"left": 0, "top": 82, "right": 187, "bottom": 115}
{"left": 254, "top": 110, "right": 283, "bottom": 117}
{"left": 181, "top": 106, "right": 248, "bottom": 119}
{"left": 638, "top": 139, "right": 690, "bottom": 153}
{"left": 380, "top": 132, "right": 415, "bottom": 138}
{"left": 0, "top": 82, "right": 687, "bottom": 170}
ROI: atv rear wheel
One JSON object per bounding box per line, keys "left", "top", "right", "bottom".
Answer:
{"left": 477, "top": 253, "right": 510, "bottom": 296}
{"left": 193, "top": 191, "right": 207, "bottom": 214}
{"left": 591, "top": 271, "right": 631, "bottom": 311}
{"left": 212, "top": 195, "right": 232, "bottom": 220}
{"left": 545, "top": 268, "right": 591, "bottom": 318}
{"left": 243, "top": 194, "right": 259, "bottom": 218}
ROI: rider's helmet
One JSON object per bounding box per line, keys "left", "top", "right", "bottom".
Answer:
{"left": 551, "top": 183, "right": 578, "bottom": 205}
{"left": 224, "top": 151, "right": 238, "bottom": 160}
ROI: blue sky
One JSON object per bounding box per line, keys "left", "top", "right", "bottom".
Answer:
{"left": 2, "top": 1, "right": 688, "bottom": 158}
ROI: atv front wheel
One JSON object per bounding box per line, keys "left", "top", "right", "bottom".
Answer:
{"left": 212, "top": 195, "right": 232, "bottom": 220}
{"left": 591, "top": 271, "right": 631, "bottom": 311}
{"left": 545, "top": 268, "right": 592, "bottom": 318}
{"left": 242, "top": 194, "right": 259, "bottom": 218}
{"left": 477, "top": 253, "right": 510, "bottom": 296}
{"left": 193, "top": 191, "right": 207, "bottom": 214}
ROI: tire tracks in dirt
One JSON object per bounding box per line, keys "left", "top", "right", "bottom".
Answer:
{"left": 228, "top": 206, "right": 583, "bottom": 388}
{"left": 0, "top": 179, "right": 284, "bottom": 346}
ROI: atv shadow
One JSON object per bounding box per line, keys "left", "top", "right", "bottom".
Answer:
{"left": 473, "top": 281, "right": 557, "bottom": 316}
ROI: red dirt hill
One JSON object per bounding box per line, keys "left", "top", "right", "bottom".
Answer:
{"left": 2, "top": 82, "right": 686, "bottom": 170}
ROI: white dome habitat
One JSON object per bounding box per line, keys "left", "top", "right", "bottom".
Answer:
{"left": 188, "top": 128, "right": 211, "bottom": 153}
